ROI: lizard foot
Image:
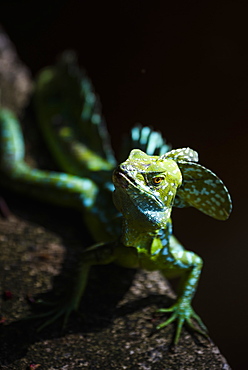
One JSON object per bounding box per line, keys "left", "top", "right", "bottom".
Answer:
{"left": 26, "top": 296, "right": 80, "bottom": 332}
{"left": 156, "top": 300, "right": 208, "bottom": 344}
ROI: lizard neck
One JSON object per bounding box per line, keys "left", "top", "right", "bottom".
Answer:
{"left": 121, "top": 218, "right": 160, "bottom": 252}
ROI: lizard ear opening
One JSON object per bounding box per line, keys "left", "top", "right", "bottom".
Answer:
{"left": 174, "top": 161, "right": 232, "bottom": 220}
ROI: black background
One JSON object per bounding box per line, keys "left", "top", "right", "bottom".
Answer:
{"left": 1, "top": 1, "right": 248, "bottom": 368}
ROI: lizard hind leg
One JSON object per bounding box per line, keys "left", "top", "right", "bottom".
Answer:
{"left": 34, "top": 52, "right": 117, "bottom": 176}
{"left": 0, "top": 109, "right": 98, "bottom": 209}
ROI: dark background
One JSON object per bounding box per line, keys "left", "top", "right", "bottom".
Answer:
{"left": 1, "top": 1, "right": 247, "bottom": 368}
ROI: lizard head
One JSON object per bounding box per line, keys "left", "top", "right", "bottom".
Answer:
{"left": 112, "top": 146, "right": 232, "bottom": 230}
{"left": 112, "top": 149, "right": 182, "bottom": 229}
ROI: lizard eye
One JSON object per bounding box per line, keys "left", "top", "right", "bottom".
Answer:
{"left": 152, "top": 176, "right": 164, "bottom": 185}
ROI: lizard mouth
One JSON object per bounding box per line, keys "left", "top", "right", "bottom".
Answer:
{"left": 112, "top": 170, "right": 130, "bottom": 189}
{"left": 113, "top": 169, "right": 164, "bottom": 210}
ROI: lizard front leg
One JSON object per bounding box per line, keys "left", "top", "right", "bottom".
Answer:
{"left": 157, "top": 236, "right": 207, "bottom": 344}
{"left": 35, "top": 241, "right": 118, "bottom": 330}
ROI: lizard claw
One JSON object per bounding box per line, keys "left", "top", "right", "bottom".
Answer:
{"left": 36, "top": 305, "right": 74, "bottom": 332}
{"left": 26, "top": 297, "right": 79, "bottom": 332}
{"left": 156, "top": 301, "right": 208, "bottom": 344}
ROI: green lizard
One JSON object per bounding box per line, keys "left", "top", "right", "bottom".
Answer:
{"left": 0, "top": 52, "right": 232, "bottom": 344}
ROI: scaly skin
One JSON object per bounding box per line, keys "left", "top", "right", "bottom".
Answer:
{"left": 0, "top": 53, "right": 232, "bottom": 343}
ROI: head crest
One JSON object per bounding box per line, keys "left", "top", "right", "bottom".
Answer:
{"left": 174, "top": 160, "right": 232, "bottom": 220}
{"left": 161, "top": 147, "right": 199, "bottom": 163}
{"left": 160, "top": 148, "right": 231, "bottom": 220}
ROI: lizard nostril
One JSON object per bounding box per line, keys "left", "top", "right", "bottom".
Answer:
{"left": 120, "top": 164, "right": 127, "bottom": 171}
{"left": 120, "top": 164, "right": 134, "bottom": 173}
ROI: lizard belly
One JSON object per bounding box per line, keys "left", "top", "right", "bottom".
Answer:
{"left": 115, "top": 244, "right": 168, "bottom": 271}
